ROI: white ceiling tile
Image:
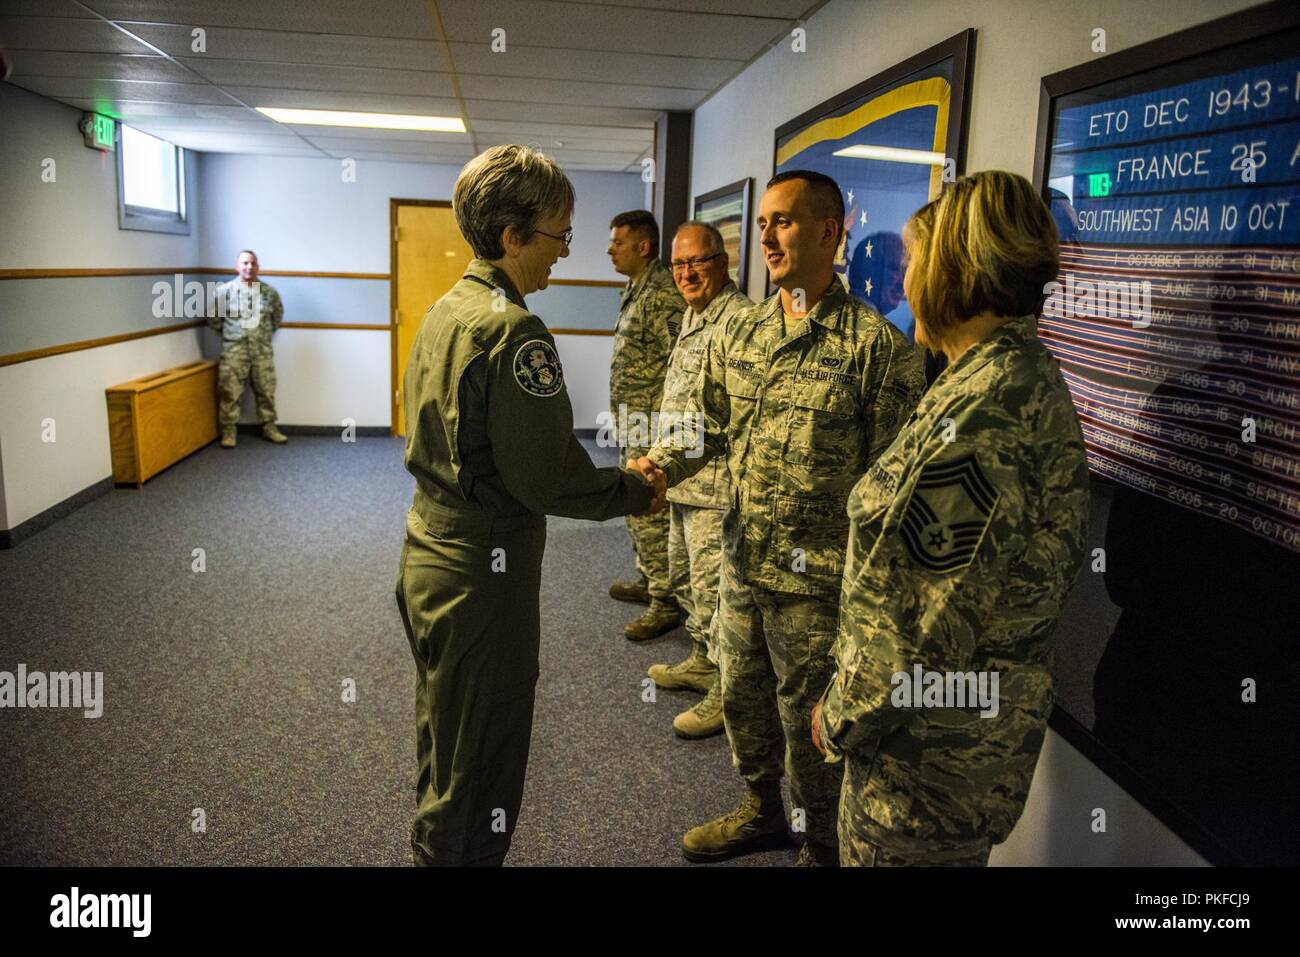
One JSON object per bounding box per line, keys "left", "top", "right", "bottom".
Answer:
{"left": 476, "top": 133, "right": 644, "bottom": 152}
{"left": 126, "top": 118, "right": 295, "bottom": 139}
{"left": 148, "top": 130, "right": 319, "bottom": 151}
{"left": 223, "top": 86, "right": 462, "bottom": 115}
{"left": 62, "top": 98, "right": 261, "bottom": 121}
{"left": 446, "top": 42, "right": 733, "bottom": 88}
{"left": 6, "top": 50, "right": 191, "bottom": 83}
{"left": 304, "top": 136, "right": 472, "bottom": 155}
{"left": 464, "top": 100, "right": 659, "bottom": 127}
{"left": 315, "top": 149, "right": 474, "bottom": 164}
{"left": 8, "top": 2, "right": 808, "bottom": 166}
{"left": 436, "top": 0, "right": 793, "bottom": 59}
{"left": 125, "top": 23, "right": 442, "bottom": 70}
{"left": 87, "top": 1, "right": 436, "bottom": 39}
{"left": 178, "top": 58, "right": 454, "bottom": 98}
{"left": 472, "top": 119, "right": 651, "bottom": 144}
{"left": 12, "top": 75, "right": 234, "bottom": 105}
{"left": 563, "top": 0, "right": 813, "bottom": 15}
{"left": 2, "top": 2, "right": 103, "bottom": 16}
{"left": 459, "top": 74, "right": 702, "bottom": 111}
{"left": 0, "top": 15, "right": 148, "bottom": 54}
{"left": 299, "top": 130, "right": 472, "bottom": 147}
{"left": 194, "top": 144, "right": 329, "bottom": 156}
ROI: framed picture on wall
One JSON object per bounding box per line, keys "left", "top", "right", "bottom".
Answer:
{"left": 692, "top": 178, "right": 752, "bottom": 292}
{"left": 1032, "top": 0, "right": 1300, "bottom": 865}
{"left": 771, "top": 30, "right": 974, "bottom": 335}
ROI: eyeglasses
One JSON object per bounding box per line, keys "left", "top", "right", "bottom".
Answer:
{"left": 535, "top": 227, "right": 573, "bottom": 247}
{"left": 670, "top": 252, "right": 722, "bottom": 272}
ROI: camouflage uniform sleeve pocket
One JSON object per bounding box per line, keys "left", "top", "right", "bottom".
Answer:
{"left": 792, "top": 385, "right": 855, "bottom": 416}
{"left": 773, "top": 494, "right": 848, "bottom": 579}
{"left": 724, "top": 369, "right": 760, "bottom": 399}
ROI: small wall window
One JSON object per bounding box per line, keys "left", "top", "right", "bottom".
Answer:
{"left": 117, "top": 124, "right": 190, "bottom": 234}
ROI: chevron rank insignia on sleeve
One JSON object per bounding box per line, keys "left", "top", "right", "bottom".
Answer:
{"left": 899, "top": 453, "right": 1000, "bottom": 573}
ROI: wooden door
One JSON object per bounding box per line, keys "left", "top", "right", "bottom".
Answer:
{"left": 391, "top": 200, "right": 474, "bottom": 436}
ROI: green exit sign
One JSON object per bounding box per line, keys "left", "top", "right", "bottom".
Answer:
{"left": 1088, "top": 172, "right": 1111, "bottom": 197}
{"left": 82, "top": 112, "right": 116, "bottom": 151}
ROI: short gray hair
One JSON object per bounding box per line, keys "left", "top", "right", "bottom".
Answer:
{"left": 674, "top": 220, "right": 724, "bottom": 255}
{"left": 453, "top": 145, "right": 575, "bottom": 260}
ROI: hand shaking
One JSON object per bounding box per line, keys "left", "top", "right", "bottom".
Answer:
{"left": 629, "top": 455, "right": 668, "bottom": 515}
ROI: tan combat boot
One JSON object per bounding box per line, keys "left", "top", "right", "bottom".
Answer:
{"left": 220, "top": 428, "right": 237, "bottom": 449}
{"left": 262, "top": 424, "right": 288, "bottom": 444}
{"left": 624, "top": 600, "right": 682, "bottom": 642}
{"left": 682, "top": 785, "right": 788, "bottom": 862}
{"left": 673, "top": 675, "right": 724, "bottom": 739}
{"left": 608, "top": 576, "right": 651, "bottom": 604}
{"left": 648, "top": 644, "right": 715, "bottom": 693}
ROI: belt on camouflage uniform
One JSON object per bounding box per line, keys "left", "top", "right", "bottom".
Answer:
{"left": 410, "top": 489, "right": 543, "bottom": 539}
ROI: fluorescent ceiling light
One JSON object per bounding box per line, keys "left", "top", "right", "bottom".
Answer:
{"left": 256, "top": 107, "right": 466, "bottom": 132}
{"left": 832, "top": 144, "right": 945, "bottom": 165}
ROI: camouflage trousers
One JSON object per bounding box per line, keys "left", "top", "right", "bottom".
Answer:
{"left": 622, "top": 446, "right": 672, "bottom": 603}
{"left": 716, "top": 556, "right": 843, "bottom": 846}
{"left": 218, "top": 339, "right": 277, "bottom": 429}
{"left": 668, "top": 503, "right": 724, "bottom": 664}
{"left": 838, "top": 758, "right": 991, "bottom": 866}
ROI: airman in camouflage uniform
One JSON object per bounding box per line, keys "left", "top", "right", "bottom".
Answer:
{"left": 607, "top": 210, "right": 687, "bottom": 641}
{"left": 815, "top": 171, "right": 1090, "bottom": 866}
{"left": 648, "top": 221, "right": 753, "bottom": 740}
{"left": 817, "top": 315, "right": 1089, "bottom": 865}
{"left": 642, "top": 173, "right": 925, "bottom": 865}
{"left": 210, "top": 249, "right": 287, "bottom": 447}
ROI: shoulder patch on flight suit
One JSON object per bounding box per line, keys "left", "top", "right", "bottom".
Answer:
{"left": 512, "top": 339, "right": 564, "bottom": 397}
{"left": 899, "top": 453, "right": 1000, "bottom": 573}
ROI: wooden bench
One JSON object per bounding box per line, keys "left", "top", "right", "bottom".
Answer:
{"left": 106, "top": 360, "right": 218, "bottom": 486}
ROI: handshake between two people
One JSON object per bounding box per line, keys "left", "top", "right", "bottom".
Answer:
{"left": 627, "top": 456, "right": 669, "bottom": 515}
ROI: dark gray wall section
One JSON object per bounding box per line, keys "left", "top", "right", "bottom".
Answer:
{"left": 0, "top": 274, "right": 619, "bottom": 357}
{"left": 0, "top": 273, "right": 207, "bottom": 355}
{"left": 260, "top": 275, "right": 387, "bottom": 325}
{"left": 528, "top": 283, "right": 621, "bottom": 332}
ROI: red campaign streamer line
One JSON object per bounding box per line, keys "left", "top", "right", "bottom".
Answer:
{"left": 1058, "top": 363, "right": 1300, "bottom": 443}
{"left": 1040, "top": 320, "right": 1300, "bottom": 399}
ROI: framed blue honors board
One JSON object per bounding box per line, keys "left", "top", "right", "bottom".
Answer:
{"left": 1033, "top": 0, "right": 1300, "bottom": 866}
{"left": 772, "top": 31, "right": 974, "bottom": 335}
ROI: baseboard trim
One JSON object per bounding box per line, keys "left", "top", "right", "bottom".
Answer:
{"left": 234, "top": 423, "right": 392, "bottom": 437}
{"left": 0, "top": 476, "right": 113, "bottom": 549}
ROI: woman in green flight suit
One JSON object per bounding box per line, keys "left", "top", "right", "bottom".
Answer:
{"left": 396, "top": 145, "right": 663, "bottom": 866}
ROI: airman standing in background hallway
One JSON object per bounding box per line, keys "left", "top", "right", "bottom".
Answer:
{"left": 635, "top": 171, "right": 925, "bottom": 866}
{"left": 606, "top": 210, "right": 687, "bottom": 642}
{"left": 210, "top": 249, "right": 287, "bottom": 448}
{"left": 397, "top": 145, "right": 663, "bottom": 867}
{"left": 814, "top": 173, "right": 1090, "bottom": 867}
{"left": 648, "top": 220, "right": 753, "bottom": 740}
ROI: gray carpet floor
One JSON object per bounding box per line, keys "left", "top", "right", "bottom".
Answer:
{"left": 0, "top": 434, "right": 797, "bottom": 866}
